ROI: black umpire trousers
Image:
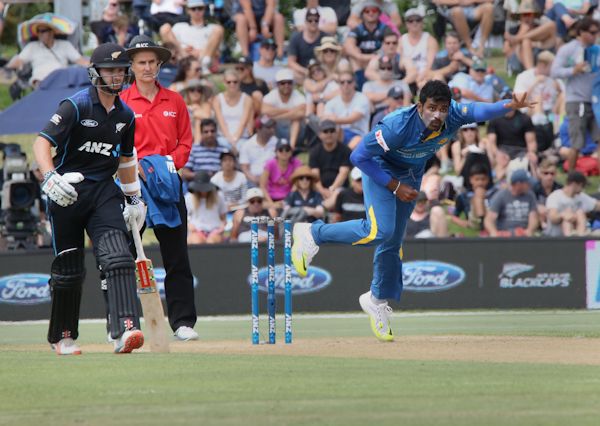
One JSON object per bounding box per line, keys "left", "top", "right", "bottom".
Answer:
{"left": 143, "top": 180, "right": 197, "bottom": 332}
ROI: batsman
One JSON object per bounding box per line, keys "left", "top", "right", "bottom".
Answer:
{"left": 33, "top": 43, "right": 147, "bottom": 355}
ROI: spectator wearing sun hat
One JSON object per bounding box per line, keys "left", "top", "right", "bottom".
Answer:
{"left": 261, "top": 68, "right": 306, "bottom": 149}
{"left": 314, "top": 36, "right": 345, "bottom": 79}
{"left": 185, "top": 170, "right": 227, "bottom": 244}
{"left": 283, "top": 165, "right": 325, "bottom": 223}
{"left": 5, "top": 20, "right": 89, "bottom": 86}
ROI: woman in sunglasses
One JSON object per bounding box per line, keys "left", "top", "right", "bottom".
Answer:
{"left": 314, "top": 36, "right": 346, "bottom": 80}
{"left": 212, "top": 68, "right": 254, "bottom": 152}
{"left": 259, "top": 140, "right": 302, "bottom": 209}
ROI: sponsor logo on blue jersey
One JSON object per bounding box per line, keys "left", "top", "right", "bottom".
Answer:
{"left": 403, "top": 261, "right": 465, "bottom": 292}
{"left": 0, "top": 273, "right": 51, "bottom": 305}
{"left": 248, "top": 265, "right": 332, "bottom": 295}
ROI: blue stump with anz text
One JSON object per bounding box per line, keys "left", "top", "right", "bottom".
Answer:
{"left": 249, "top": 217, "right": 293, "bottom": 345}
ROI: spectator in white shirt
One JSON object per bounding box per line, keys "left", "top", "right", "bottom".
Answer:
{"left": 5, "top": 23, "right": 88, "bottom": 86}
{"left": 261, "top": 68, "right": 306, "bottom": 149}
{"left": 545, "top": 171, "right": 600, "bottom": 236}
{"left": 239, "top": 115, "right": 279, "bottom": 186}
{"left": 162, "top": 0, "right": 224, "bottom": 74}
{"left": 293, "top": 0, "right": 337, "bottom": 34}
{"left": 322, "top": 71, "right": 371, "bottom": 149}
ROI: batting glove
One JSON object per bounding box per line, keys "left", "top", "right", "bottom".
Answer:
{"left": 41, "top": 171, "right": 84, "bottom": 207}
{"left": 123, "top": 194, "right": 147, "bottom": 231}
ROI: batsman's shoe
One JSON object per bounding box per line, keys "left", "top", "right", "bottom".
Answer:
{"left": 174, "top": 326, "right": 199, "bottom": 341}
{"left": 359, "top": 291, "right": 394, "bottom": 342}
{"left": 292, "top": 222, "right": 319, "bottom": 277}
{"left": 113, "top": 329, "right": 144, "bottom": 354}
{"left": 53, "top": 338, "right": 82, "bottom": 355}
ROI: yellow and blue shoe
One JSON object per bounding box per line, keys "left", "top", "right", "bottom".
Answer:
{"left": 359, "top": 291, "right": 394, "bottom": 342}
{"left": 291, "top": 222, "right": 320, "bottom": 277}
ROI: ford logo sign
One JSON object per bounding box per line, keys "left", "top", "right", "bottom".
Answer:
{"left": 80, "top": 119, "right": 98, "bottom": 127}
{"left": 153, "top": 268, "right": 198, "bottom": 300}
{"left": 0, "top": 273, "right": 51, "bottom": 305}
{"left": 403, "top": 261, "right": 465, "bottom": 292}
{"left": 247, "top": 265, "right": 331, "bottom": 295}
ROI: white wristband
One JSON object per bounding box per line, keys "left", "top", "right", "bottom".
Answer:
{"left": 392, "top": 181, "right": 402, "bottom": 195}
{"left": 121, "top": 180, "right": 141, "bottom": 194}
{"left": 118, "top": 157, "right": 137, "bottom": 169}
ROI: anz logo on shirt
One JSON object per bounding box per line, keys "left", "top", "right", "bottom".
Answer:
{"left": 78, "top": 141, "right": 121, "bottom": 157}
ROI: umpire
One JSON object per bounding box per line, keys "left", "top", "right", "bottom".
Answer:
{"left": 121, "top": 35, "right": 198, "bottom": 341}
{"left": 33, "top": 43, "right": 147, "bottom": 355}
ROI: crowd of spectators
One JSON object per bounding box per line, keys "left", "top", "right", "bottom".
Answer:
{"left": 1, "top": 0, "right": 600, "bottom": 247}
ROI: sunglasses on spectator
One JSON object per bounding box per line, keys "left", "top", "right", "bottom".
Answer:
{"left": 586, "top": 29, "right": 600, "bottom": 35}
{"left": 37, "top": 28, "right": 52, "bottom": 34}
{"left": 384, "top": 41, "right": 398, "bottom": 45}
{"left": 262, "top": 44, "right": 277, "bottom": 50}
{"left": 278, "top": 80, "right": 293, "bottom": 86}
{"left": 190, "top": 6, "right": 205, "bottom": 11}
{"left": 249, "top": 198, "right": 263, "bottom": 204}
{"left": 189, "top": 87, "right": 203, "bottom": 93}
{"left": 225, "top": 80, "right": 239, "bottom": 84}
{"left": 406, "top": 18, "right": 423, "bottom": 23}
{"left": 322, "top": 129, "right": 336, "bottom": 134}
{"left": 379, "top": 65, "right": 393, "bottom": 71}
{"left": 235, "top": 66, "right": 246, "bottom": 71}
{"left": 363, "top": 7, "right": 380, "bottom": 14}
{"left": 339, "top": 79, "right": 354, "bottom": 85}
{"left": 307, "top": 19, "right": 319, "bottom": 24}
{"left": 298, "top": 176, "right": 311, "bottom": 181}
{"left": 202, "top": 128, "right": 216, "bottom": 133}
{"left": 520, "top": 12, "right": 536, "bottom": 18}
{"left": 323, "top": 49, "right": 337, "bottom": 54}
{"left": 278, "top": 147, "right": 292, "bottom": 152}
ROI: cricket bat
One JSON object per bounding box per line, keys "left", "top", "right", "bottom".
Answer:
{"left": 131, "top": 225, "right": 170, "bottom": 353}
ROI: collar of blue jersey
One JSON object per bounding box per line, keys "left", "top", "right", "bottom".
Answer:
{"left": 89, "top": 86, "right": 124, "bottom": 110}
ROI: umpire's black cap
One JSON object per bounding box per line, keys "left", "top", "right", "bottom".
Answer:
{"left": 127, "top": 35, "right": 172, "bottom": 63}
{"left": 90, "top": 43, "right": 130, "bottom": 68}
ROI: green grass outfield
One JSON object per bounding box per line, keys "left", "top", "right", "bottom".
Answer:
{"left": 1, "top": 311, "right": 600, "bottom": 425}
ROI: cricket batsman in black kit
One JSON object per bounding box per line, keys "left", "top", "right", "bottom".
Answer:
{"left": 33, "top": 43, "right": 147, "bottom": 355}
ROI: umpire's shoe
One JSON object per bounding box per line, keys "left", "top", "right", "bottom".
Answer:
{"left": 114, "top": 329, "right": 144, "bottom": 354}
{"left": 53, "top": 338, "right": 82, "bottom": 355}
{"left": 359, "top": 291, "right": 394, "bottom": 342}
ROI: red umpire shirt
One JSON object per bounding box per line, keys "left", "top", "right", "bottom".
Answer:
{"left": 121, "top": 80, "right": 192, "bottom": 169}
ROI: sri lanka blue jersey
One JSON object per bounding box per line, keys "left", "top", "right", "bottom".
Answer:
{"left": 350, "top": 99, "right": 511, "bottom": 186}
